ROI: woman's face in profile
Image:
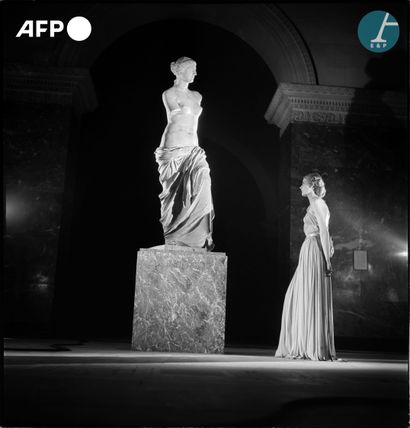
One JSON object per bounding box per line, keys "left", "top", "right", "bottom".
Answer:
{"left": 299, "top": 178, "right": 312, "bottom": 197}
{"left": 180, "top": 63, "right": 197, "bottom": 83}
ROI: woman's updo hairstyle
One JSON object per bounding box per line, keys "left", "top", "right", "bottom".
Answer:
{"left": 304, "top": 172, "right": 326, "bottom": 198}
{"left": 170, "top": 57, "right": 196, "bottom": 78}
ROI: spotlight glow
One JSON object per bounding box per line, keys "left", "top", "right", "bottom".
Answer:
{"left": 396, "top": 251, "right": 408, "bottom": 258}
{"left": 6, "top": 194, "right": 27, "bottom": 224}
{"left": 6, "top": 198, "right": 18, "bottom": 220}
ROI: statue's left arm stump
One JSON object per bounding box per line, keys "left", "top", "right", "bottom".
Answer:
{"left": 131, "top": 248, "right": 228, "bottom": 353}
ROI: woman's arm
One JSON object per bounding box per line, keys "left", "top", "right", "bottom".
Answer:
{"left": 312, "top": 199, "right": 332, "bottom": 273}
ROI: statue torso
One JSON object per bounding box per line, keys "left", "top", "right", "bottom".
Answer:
{"left": 160, "top": 87, "right": 202, "bottom": 148}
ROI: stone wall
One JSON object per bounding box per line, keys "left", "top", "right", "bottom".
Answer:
{"left": 4, "top": 102, "right": 71, "bottom": 333}
{"left": 4, "top": 63, "right": 97, "bottom": 335}
{"left": 289, "top": 123, "right": 407, "bottom": 341}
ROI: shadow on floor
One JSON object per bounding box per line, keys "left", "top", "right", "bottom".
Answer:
{"left": 268, "top": 396, "right": 408, "bottom": 428}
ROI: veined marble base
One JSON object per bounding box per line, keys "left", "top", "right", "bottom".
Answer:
{"left": 132, "top": 247, "right": 228, "bottom": 353}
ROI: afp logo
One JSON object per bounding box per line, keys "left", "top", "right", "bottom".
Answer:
{"left": 16, "top": 16, "right": 92, "bottom": 41}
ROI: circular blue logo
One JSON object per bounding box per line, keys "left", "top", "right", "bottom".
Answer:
{"left": 358, "top": 11, "right": 400, "bottom": 53}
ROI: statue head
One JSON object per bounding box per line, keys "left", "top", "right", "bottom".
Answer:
{"left": 170, "top": 57, "right": 197, "bottom": 83}
{"left": 302, "top": 172, "right": 326, "bottom": 198}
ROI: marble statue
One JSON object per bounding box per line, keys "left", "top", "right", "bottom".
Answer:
{"left": 275, "top": 173, "right": 337, "bottom": 361}
{"left": 154, "top": 57, "right": 214, "bottom": 250}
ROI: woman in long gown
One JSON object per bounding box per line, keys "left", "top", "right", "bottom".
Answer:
{"left": 275, "top": 173, "right": 336, "bottom": 361}
{"left": 155, "top": 57, "right": 214, "bottom": 250}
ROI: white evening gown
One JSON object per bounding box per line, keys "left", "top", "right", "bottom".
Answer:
{"left": 275, "top": 204, "right": 336, "bottom": 361}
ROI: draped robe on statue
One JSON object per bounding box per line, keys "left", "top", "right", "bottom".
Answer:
{"left": 154, "top": 145, "right": 214, "bottom": 249}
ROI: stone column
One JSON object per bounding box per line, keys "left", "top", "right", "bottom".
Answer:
{"left": 265, "top": 83, "right": 407, "bottom": 347}
{"left": 4, "top": 63, "right": 97, "bottom": 335}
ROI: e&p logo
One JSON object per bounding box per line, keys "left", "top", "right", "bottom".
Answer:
{"left": 16, "top": 16, "right": 92, "bottom": 41}
{"left": 358, "top": 11, "right": 399, "bottom": 53}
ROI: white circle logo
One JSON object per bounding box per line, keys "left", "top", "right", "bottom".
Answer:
{"left": 66, "top": 16, "right": 92, "bottom": 41}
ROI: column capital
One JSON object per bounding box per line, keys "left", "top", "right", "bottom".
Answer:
{"left": 265, "top": 83, "right": 406, "bottom": 134}
{"left": 3, "top": 63, "right": 98, "bottom": 114}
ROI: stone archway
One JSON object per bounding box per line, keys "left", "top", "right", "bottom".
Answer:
{"left": 57, "top": 3, "right": 316, "bottom": 85}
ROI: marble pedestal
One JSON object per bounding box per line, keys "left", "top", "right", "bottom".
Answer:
{"left": 131, "top": 246, "right": 228, "bottom": 353}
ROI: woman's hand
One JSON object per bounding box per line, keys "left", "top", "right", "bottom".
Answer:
{"left": 326, "top": 261, "right": 333, "bottom": 277}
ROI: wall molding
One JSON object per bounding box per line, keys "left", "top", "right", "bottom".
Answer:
{"left": 265, "top": 83, "right": 407, "bottom": 134}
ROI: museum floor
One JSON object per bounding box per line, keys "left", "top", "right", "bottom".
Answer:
{"left": 3, "top": 338, "right": 408, "bottom": 428}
